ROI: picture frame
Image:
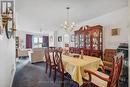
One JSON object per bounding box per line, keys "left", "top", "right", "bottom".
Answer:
{"left": 111, "top": 28, "right": 120, "bottom": 36}
{"left": 58, "top": 36, "right": 62, "bottom": 42}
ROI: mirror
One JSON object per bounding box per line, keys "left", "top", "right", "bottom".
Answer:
{"left": 5, "top": 20, "right": 13, "bottom": 39}
{"left": 1, "top": 1, "right": 14, "bottom": 39}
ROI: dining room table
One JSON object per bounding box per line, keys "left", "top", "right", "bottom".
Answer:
{"left": 62, "top": 53, "right": 103, "bottom": 86}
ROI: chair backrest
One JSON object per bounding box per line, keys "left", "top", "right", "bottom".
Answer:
{"left": 83, "top": 49, "right": 90, "bottom": 56}
{"left": 90, "top": 51, "right": 99, "bottom": 57}
{"left": 44, "top": 48, "right": 51, "bottom": 64}
{"left": 104, "top": 49, "right": 116, "bottom": 62}
{"left": 53, "top": 50, "right": 64, "bottom": 73}
{"left": 108, "top": 52, "right": 124, "bottom": 87}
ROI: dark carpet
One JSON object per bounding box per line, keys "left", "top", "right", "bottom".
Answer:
{"left": 12, "top": 62, "right": 79, "bottom": 87}
{"left": 16, "top": 57, "right": 30, "bottom": 72}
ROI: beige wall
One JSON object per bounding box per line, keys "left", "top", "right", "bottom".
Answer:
{"left": 0, "top": 32, "right": 16, "bottom": 87}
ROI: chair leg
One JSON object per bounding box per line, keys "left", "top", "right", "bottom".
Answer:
{"left": 53, "top": 67, "right": 56, "bottom": 82}
{"left": 61, "top": 75, "right": 64, "bottom": 87}
{"left": 49, "top": 65, "right": 52, "bottom": 77}
{"left": 116, "top": 81, "right": 119, "bottom": 87}
{"left": 45, "top": 63, "right": 48, "bottom": 74}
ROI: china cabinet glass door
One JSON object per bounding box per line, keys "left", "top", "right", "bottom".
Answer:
{"left": 92, "top": 31, "right": 99, "bottom": 50}
{"left": 79, "top": 33, "right": 84, "bottom": 48}
{"left": 86, "top": 32, "right": 90, "bottom": 49}
{"left": 75, "top": 35, "right": 79, "bottom": 48}
{"left": 99, "top": 32, "right": 102, "bottom": 50}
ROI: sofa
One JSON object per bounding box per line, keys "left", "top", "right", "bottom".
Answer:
{"left": 17, "top": 48, "right": 29, "bottom": 58}
{"left": 31, "top": 48, "right": 45, "bottom": 63}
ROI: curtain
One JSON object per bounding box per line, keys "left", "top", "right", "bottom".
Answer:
{"left": 26, "top": 34, "right": 32, "bottom": 48}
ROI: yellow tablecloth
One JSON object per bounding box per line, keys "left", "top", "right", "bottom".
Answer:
{"left": 62, "top": 55, "right": 103, "bottom": 86}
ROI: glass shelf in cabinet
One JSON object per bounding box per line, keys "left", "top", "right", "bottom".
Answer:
{"left": 86, "top": 41, "right": 90, "bottom": 43}
{"left": 86, "top": 43, "right": 90, "bottom": 44}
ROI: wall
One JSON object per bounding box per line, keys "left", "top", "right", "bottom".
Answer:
{"left": 15, "top": 12, "right": 38, "bottom": 33}
{"left": 0, "top": 33, "right": 16, "bottom": 87}
{"left": 16, "top": 30, "right": 27, "bottom": 49}
{"left": 54, "top": 31, "right": 58, "bottom": 47}
{"left": 56, "top": 30, "right": 72, "bottom": 47}
{"left": 48, "top": 32, "right": 54, "bottom": 47}
{"left": 0, "top": 0, "right": 16, "bottom": 87}
{"left": 77, "top": 7, "right": 128, "bottom": 49}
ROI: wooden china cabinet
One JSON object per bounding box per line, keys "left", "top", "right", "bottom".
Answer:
{"left": 70, "top": 25, "right": 103, "bottom": 59}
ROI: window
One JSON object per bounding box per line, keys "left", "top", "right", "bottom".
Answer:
{"left": 33, "top": 37, "right": 43, "bottom": 48}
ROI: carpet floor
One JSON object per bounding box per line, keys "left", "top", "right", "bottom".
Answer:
{"left": 12, "top": 61, "right": 79, "bottom": 87}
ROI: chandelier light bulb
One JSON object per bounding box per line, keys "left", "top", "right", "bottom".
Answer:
{"left": 72, "top": 22, "right": 75, "bottom": 25}
{"left": 64, "top": 21, "right": 68, "bottom": 25}
{"left": 71, "top": 25, "right": 74, "bottom": 28}
{"left": 0, "top": 35, "right": 3, "bottom": 40}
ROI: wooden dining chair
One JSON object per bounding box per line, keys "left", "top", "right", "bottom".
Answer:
{"left": 82, "top": 52, "right": 124, "bottom": 87}
{"left": 52, "top": 49, "right": 65, "bottom": 87}
{"left": 44, "top": 48, "right": 54, "bottom": 77}
{"left": 103, "top": 49, "right": 117, "bottom": 71}
{"left": 83, "top": 49, "right": 90, "bottom": 56}
{"left": 90, "top": 51, "right": 99, "bottom": 58}
{"left": 44, "top": 48, "right": 49, "bottom": 73}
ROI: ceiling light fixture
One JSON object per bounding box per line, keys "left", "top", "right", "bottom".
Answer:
{"left": 61, "top": 5, "right": 75, "bottom": 32}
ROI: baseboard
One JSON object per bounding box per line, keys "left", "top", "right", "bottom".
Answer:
{"left": 10, "top": 66, "right": 16, "bottom": 87}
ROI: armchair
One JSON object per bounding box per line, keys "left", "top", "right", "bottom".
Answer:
{"left": 44, "top": 48, "right": 55, "bottom": 77}
{"left": 17, "top": 48, "right": 29, "bottom": 58}
{"left": 31, "top": 48, "right": 44, "bottom": 63}
{"left": 82, "top": 52, "right": 124, "bottom": 87}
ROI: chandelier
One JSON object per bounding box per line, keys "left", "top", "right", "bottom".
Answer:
{"left": 62, "top": 6, "right": 75, "bottom": 32}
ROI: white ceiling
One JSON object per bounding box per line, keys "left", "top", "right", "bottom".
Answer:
{"left": 15, "top": 0, "right": 128, "bottom": 32}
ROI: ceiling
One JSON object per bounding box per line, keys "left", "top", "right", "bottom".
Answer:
{"left": 15, "top": 0, "right": 128, "bottom": 33}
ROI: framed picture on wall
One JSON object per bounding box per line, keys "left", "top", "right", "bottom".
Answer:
{"left": 58, "top": 36, "right": 62, "bottom": 42}
{"left": 111, "top": 28, "right": 120, "bottom": 36}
